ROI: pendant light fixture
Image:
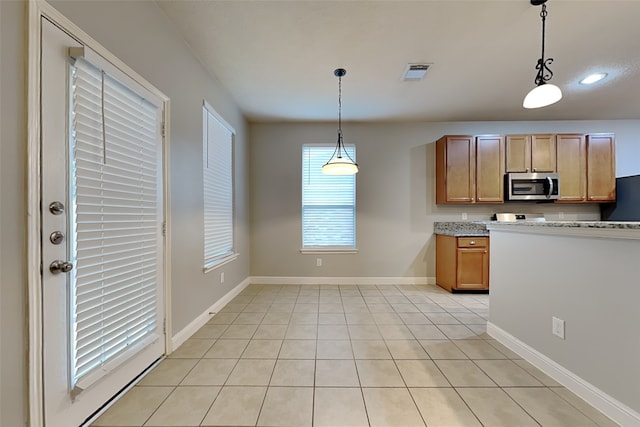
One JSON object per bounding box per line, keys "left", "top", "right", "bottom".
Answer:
{"left": 523, "top": 0, "right": 562, "bottom": 109}
{"left": 322, "top": 68, "right": 359, "bottom": 175}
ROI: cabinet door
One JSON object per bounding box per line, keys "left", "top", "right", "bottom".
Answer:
{"left": 456, "top": 248, "right": 489, "bottom": 289}
{"left": 531, "top": 134, "right": 557, "bottom": 172}
{"left": 435, "top": 234, "right": 457, "bottom": 292}
{"left": 475, "top": 135, "right": 504, "bottom": 203}
{"left": 587, "top": 134, "right": 616, "bottom": 201}
{"left": 505, "top": 135, "right": 531, "bottom": 173}
{"left": 438, "top": 136, "right": 475, "bottom": 203}
{"left": 556, "top": 134, "right": 586, "bottom": 202}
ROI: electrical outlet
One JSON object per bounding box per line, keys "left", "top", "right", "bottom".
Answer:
{"left": 552, "top": 316, "right": 565, "bottom": 339}
{"left": 316, "top": 258, "right": 322, "bottom": 267}
{"left": 220, "top": 272, "right": 225, "bottom": 284}
{"left": 461, "top": 213, "right": 468, "bottom": 220}
{"left": 558, "top": 212, "right": 565, "bottom": 220}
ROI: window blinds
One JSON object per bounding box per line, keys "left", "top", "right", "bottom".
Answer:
{"left": 302, "top": 145, "right": 356, "bottom": 248}
{"left": 203, "top": 105, "right": 234, "bottom": 267}
{"left": 69, "top": 57, "right": 162, "bottom": 392}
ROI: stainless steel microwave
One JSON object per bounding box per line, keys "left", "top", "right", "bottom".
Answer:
{"left": 506, "top": 172, "right": 560, "bottom": 201}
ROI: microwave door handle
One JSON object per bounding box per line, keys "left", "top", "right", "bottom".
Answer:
{"left": 547, "top": 176, "right": 554, "bottom": 199}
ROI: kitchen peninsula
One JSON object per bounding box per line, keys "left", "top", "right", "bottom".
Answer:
{"left": 486, "top": 220, "right": 640, "bottom": 426}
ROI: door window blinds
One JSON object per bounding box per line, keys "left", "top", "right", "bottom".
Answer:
{"left": 69, "top": 57, "right": 163, "bottom": 393}
{"left": 302, "top": 145, "right": 356, "bottom": 248}
{"left": 203, "top": 103, "right": 234, "bottom": 268}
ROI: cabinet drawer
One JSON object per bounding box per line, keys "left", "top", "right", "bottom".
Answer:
{"left": 457, "top": 237, "right": 488, "bottom": 248}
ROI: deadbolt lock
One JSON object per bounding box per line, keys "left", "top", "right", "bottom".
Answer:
{"left": 50, "top": 231, "right": 65, "bottom": 245}
{"left": 49, "top": 201, "right": 65, "bottom": 215}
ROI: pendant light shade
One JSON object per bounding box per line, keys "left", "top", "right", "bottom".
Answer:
{"left": 523, "top": 82, "right": 562, "bottom": 109}
{"left": 523, "top": 0, "right": 562, "bottom": 109}
{"left": 322, "top": 68, "right": 358, "bottom": 175}
{"left": 322, "top": 156, "right": 359, "bottom": 175}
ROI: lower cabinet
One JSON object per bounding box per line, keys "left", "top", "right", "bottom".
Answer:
{"left": 436, "top": 235, "right": 489, "bottom": 292}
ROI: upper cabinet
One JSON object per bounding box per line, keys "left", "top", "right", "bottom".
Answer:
{"left": 436, "top": 135, "right": 504, "bottom": 204}
{"left": 556, "top": 133, "right": 616, "bottom": 203}
{"left": 435, "top": 133, "right": 615, "bottom": 205}
{"left": 476, "top": 135, "right": 505, "bottom": 203}
{"left": 556, "top": 134, "right": 586, "bottom": 202}
{"left": 586, "top": 134, "right": 616, "bottom": 202}
{"left": 505, "top": 134, "right": 556, "bottom": 173}
{"left": 436, "top": 135, "right": 474, "bottom": 203}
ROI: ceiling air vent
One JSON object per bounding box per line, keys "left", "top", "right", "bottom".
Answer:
{"left": 401, "top": 63, "right": 432, "bottom": 81}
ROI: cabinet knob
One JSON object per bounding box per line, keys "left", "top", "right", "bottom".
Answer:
{"left": 533, "top": 167, "right": 537, "bottom": 172}
{"left": 469, "top": 241, "right": 476, "bottom": 245}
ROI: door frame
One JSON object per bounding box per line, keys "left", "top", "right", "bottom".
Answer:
{"left": 27, "top": 1, "right": 172, "bottom": 425}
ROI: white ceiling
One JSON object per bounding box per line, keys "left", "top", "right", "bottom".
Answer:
{"left": 156, "top": 0, "right": 640, "bottom": 123}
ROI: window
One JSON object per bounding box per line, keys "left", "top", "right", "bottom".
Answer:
{"left": 203, "top": 101, "right": 235, "bottom": 270}
{"left": 302, "top": 144, "right": 356, "bottom": 250}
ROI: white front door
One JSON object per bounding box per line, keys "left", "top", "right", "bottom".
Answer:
{"left": 41, "top": 18, "right": 165, "bottom": 427}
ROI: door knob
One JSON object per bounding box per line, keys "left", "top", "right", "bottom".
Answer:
{"left": 50, "top": 260, "right": 73, "bottom": 274}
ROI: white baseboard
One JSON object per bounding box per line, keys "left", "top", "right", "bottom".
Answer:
{"left": 249, "top": 276, "right": 435, "bottom": 286}
{"left": 170, "top": 277, "right": 251, "bottom": 351}
{"left": 487, "top": 322, "right": 640, "bottom": 427}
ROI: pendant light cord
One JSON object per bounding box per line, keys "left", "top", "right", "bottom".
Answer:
{"left": 337, "top": 74, "right": 343, "bottom": 158}
{"left": 338, "top": 74, "right": 342, "bottom": 134}
{"left": 324, "top": 68, "right": 357, "bottom": 168}
{"left": 540, "top": 4, "right": 547, "bottom": 67}
{"left": 534, "top": 3, "right": 553, "bottom": 86}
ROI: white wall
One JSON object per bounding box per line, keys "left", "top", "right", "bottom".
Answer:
{"left": 250, "top": 120, "right": 640, "bottom": 278}
{"left": 0, "top": 1, "right": 250, "bottom": 425}
{"left": 489, "top": 226, "right": 640, "bottom": 418}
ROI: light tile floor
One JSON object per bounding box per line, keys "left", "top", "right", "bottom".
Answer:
{"left": 91, "top": 284, "right": 618, "bottom": 427}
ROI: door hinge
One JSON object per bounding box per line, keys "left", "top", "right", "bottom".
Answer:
{"left": 161, "top": 121, "right": 166, "bottom": 138}
{"left": 163, "top": 318, "right": 166, "bottom": 334}
{"left": 162, "top": 221, "right": 166, "bottom": 237}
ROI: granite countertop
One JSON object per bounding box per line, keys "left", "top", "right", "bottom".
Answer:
{"left": 487, "top": 220, "right": 640, "bottom": 230}
{"left": 435, "top": 220, "right": 640, "bottom": 237}
{"left": 434, "top": 221, "right": 489, "bottom": 237}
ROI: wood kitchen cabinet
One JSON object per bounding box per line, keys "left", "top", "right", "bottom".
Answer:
{"left": 436, "top": 235, "right": 489, "bottom": 292}
{"left": 436, "top": 135, "right": 504, "bottom": 204}
{"left": 436, "top": 135, "right": 474, "bottom": 203}
{"left": 476, "top": 135, "right": 505, "bottom": 203}
{"left": 556, "top": 134, "right": 586, "bottom": 202}
{"left": 505, "top": 134, "right": 556, "bottom": 173}
{"left": 556, "top": 133, "right": 615, "bottom": 202}
{"left": 586, "top": 134, "right": 616, "bottom": 202}
{"left": 435, "top": 132, "right": 614, "bottom": 205}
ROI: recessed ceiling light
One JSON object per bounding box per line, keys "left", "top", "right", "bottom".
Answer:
{"left": 579, "top": 73, "right": 607, "bottom": 85}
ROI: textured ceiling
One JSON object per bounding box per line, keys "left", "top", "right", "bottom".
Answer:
{"left": 156, "top": 0, "right": 640, "bottom": 122}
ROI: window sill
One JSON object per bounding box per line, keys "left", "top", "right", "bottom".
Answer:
{"left": 300, "top": 248, "right": 359, "bottom": 255}
{"left": 203, "top": 253, "right": 239, "bottom": 273}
